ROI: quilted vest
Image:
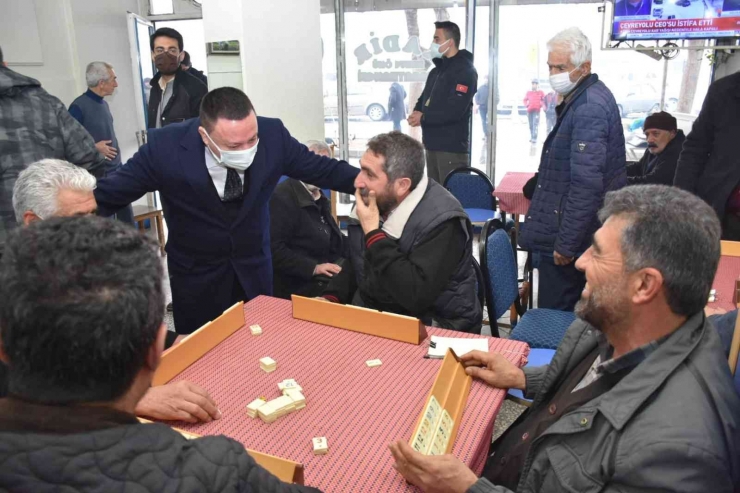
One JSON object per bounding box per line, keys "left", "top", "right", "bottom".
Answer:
{"left": 349, "top": 179, "right": 482, "bottom": 332}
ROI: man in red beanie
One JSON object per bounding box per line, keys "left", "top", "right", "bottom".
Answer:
{"left": 626, "top": 111, "right": 684, "bottom": 186}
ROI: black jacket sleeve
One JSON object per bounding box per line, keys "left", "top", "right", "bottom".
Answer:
{"left": 522, "top": 173, "right": 538, "bottom": 200}
{"left": 626, "top": 152, "right": 649, "bottom": 183}
{"left": 269, "top": 192, "right": 318, "bottom": 281}
{"left": 188, "top": 78, "right": 208, "bottom": 119}
{"left": 674, "top": 84, "right": 716, "bottom": 192}
{"left": 422, "top": 68, "right": 477, "bottom": 128}
{"left": 321, "top": 255, "right": 357, "bottom": 304}
{"left": 629, "top": 154, "right": 673, "bottom": 186}
{"left": 363, "top": 220, "right": 466, "bottom": 314}
{"left": 414, "top": 69, "right": 435, "bottom": 113}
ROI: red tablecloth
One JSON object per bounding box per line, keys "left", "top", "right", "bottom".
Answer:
{"left": 168, "top": 296, "right": 530, "bottom": 492}
{"left": 492, "top": 172, "right": 534, "bottom": 216}
{"left": 708, "top": 255, "right": 740, "bottom": 312}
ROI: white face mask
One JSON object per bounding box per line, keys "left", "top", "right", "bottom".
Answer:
{"left": 429, "top": 40, "right": 450, "bottom": 59}
{"left": 204, "top": 130, "right": 259, "bottom": 171}
{"left": 549, "top": 66, "right": 582, "bottom": 95}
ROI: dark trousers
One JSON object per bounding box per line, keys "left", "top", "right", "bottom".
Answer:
{"left": 170, "top": 264, "right": 247, "bottom": 334}
{"left": 425, "top": 150, "right": 469, "bottom": 184}
{"left": 480, "top": 109, "right": 488, "bottom": 135}
{"left": 532, "top": 251, "right": 586, "bottom": 311}
{"left": 527, "top": 111, "right": 540, "bottom": 141}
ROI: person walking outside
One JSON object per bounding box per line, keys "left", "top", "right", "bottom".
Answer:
{"left": 523, "top": 79, "right": 545, "bottom": 143}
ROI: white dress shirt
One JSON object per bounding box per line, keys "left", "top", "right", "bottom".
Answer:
{"left": 204, "top": 148, "right": 245, "bottom": 200}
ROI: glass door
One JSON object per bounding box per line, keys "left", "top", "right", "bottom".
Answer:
{"left": 127, "top": 12, "right": 155, "bottom": 141}
{"left": 126, "top": 13, "right": 156, "bottom": 207}
{"left": 341, "top": 3, "right": 469, "bottom": 170}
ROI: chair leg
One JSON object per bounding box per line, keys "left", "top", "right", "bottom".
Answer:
{"left": 509, "top": 302, "right": 519, "bottom": 325}
{"left": 154, "top": 214, "right": 166, "bottom": 257}
{"left": 519, "top": 282, "right": 530, "bottom": 312}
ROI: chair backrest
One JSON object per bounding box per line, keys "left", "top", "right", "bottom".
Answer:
{"left": 443, "top": 167, "right": 495, "bottom": 211}
{"left": 471, "top": 257, "right": 486, "bottom": 312}
{"left": 479, "top": 218, "right": 519, "bottom": 323}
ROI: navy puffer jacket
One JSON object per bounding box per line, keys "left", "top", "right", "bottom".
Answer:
{"left": 519, "top": 74, "right": 626, "bottom": 258}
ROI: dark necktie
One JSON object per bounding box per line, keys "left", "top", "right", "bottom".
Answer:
{"left": 223, "top": 168, "right": 243, "bottom": 202}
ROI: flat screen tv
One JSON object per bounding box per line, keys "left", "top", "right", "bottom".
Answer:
{"left": 612, "top": 0, "right": 740, "bottom": 40}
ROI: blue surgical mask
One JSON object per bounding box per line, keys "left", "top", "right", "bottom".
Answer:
{"left": 204, "top": 130, "right": 259, "bottom": 171}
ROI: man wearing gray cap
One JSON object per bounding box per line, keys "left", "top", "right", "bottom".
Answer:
{"left": 626, "top": 111, "right": 685, "bottom": 186}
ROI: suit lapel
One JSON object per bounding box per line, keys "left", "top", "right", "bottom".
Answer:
{"left": 181, "top": 120, "right": 228, "bottom": 222}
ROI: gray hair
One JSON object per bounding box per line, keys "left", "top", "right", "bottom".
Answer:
{"left": 547, "top": 27, "right": 592, "bottom": 67}
{"left": 598, "top": 185, "right": 721, "bottom": 317}
{"left": 85, "top": 61, "right": 113, "bottom": 88}
{"left": 13, "top": 159, "right": 97, "bottom": 223}
{"left": 366, "top": 132, "right": 425, "bottom": 190}
{"left": 305, "top": 140, "right": 331, "bottom": 156}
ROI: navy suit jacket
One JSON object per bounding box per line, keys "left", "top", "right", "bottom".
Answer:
{"left": 94, "top": 116, "right": 358, "bottom": 333}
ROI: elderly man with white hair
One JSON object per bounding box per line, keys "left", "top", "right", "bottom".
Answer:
{"left": 269, "top": 140, "right": 347, "bottom": 299}
{"left": 69, "top": 61, "right": 133, "bottom": 224}
{"left": 518, "top": 27, "right": 626, "bottom": 311}
{"left": 6, "top": 158, "right": 222, "bottom": 424}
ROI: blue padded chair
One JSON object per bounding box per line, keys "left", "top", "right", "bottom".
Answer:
{"left": 443, "top": 167, "right": 497, "bottom": 225}
{"left": 479, "top": 222, "right": 520, "bottom": 338}
{"left": 507, "top": 348, "right": 556, "bottom": 404}
{"left": 510, "top": 309, "right": 576, "bottom": 350}
{"left": 479, "top": 218, "right": 575, "bottom": 349}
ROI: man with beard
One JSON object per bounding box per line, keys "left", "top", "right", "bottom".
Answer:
{"left": 147, "top": 28, "right": 207, "bottom": 129}
{"left": 321, "top": 132, "right": 482, "bottom": 333}
{"left": 389, "top": 185, "right": 740, "bottom": 492}
{"left": 626, "top": 111, "right": 685, "bottom": 186}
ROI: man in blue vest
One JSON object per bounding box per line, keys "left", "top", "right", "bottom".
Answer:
{"left": 69, "top": 62, "right": 133, "bottom": 224}
{"left": 93, "top": 87, "right": 359, "bottom": 334}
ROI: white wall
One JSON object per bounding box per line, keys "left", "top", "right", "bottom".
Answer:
{"left": 1, "top": 0, "right": 44, "bottom": 64}
{"left": 207, "top": 54, "right": 243, "bottom": 90}
{"left": 5, "top": 0, "right": 81, "bottom": 106}
{"left": 240, "top": 0, "right": 325, "bottom": 143}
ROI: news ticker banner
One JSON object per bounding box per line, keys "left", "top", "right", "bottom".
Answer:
{"left": 613, "top": 15, "right": 740, "bottom": 38}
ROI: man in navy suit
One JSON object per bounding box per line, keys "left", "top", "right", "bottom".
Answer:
{"left": 94, "top": 87, "right": 359, "bottom": 334}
